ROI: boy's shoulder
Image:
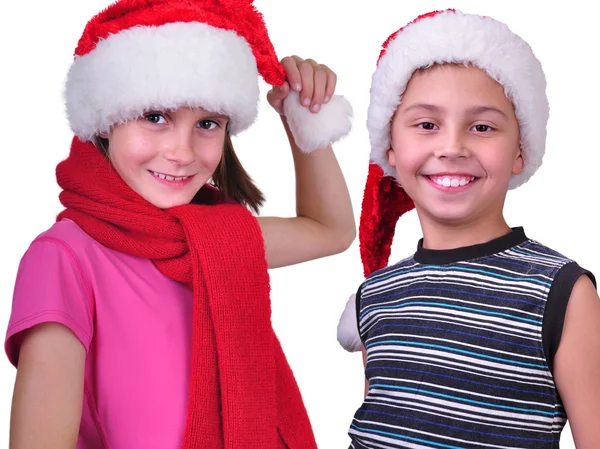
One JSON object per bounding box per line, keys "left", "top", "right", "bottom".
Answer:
{"left": 511, "top": 235, "right": 574, "bottom": 266}
{"left": 357, "top": 253, "right": 416, "bottom": 295}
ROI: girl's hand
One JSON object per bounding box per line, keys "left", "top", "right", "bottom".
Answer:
{"left": 267, "top": 55, "right": 337, "bottom": 116}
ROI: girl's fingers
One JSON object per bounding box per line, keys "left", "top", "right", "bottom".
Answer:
{"left": 282, "top": 56, "right": 302, "bottom": 92}
{"left": 311, "top": 67, "right": 328, "bottom": 112}
{"left": 321, "top": 64, "right": 337, "bottom": 104}
{"left": 280, "top": 56, "right": 338, "bottom": 112}
{"left": 297, "top": 58, "right": 315, "bottom": 108}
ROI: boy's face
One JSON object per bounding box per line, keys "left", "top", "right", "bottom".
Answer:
{"left": 388, "top": 64, "right": 522, "bottom": 229}
{"left": 101, "top": 107, "right": 228, "bottom": 209}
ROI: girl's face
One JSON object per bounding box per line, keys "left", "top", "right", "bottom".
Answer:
{"left": 388, "top": 64, "right": 522, "bottom": 230}
{"left": 102, "top": 107, "right": 228, "bottom": 209}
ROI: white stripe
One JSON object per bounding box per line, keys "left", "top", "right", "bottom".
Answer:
{"left": 368, "top": 346, "right": 550, "bottom": 377}
{"left": 370, "top": 376, "right": 554, "bottom": 409}
{"left": 364, "top": 398, "right": 556, "bottom": 431}
{"left": 369, "top": 333, "right": 546, "bottom": 362}
{"left": 362, "top": 315, "right": 541, "bottom": 343}
{"left": 350, "top": 428, "right": 430, "bottom": 449}
{"left": 367, "top": 352, "right": 554, "bottom": 387}
{"left": 512, "top": 244, "right": 568, "bottom": 262}
{"left": 365, "top": 269, "right": 550, "bottom": 295}
{"left": 368, "top": 388, "right": 555, "bottom": 424}
{"left": 366, "top": 355, "right": 554, "bottom": 387}
{"left": 364, "top": 276, "right": 549, "bottom": 301}
{"left": 500, "top": 249, "right": 566, "bottom": 267}
{"left": 364, "top": 272, "right": 550, "bottom": 299}
{"left": 353, "top": 417, "right": 530, "bottom": 449}
{"left": 463, "top": 261, "right": 555, "bottom": 282}
{"left": 361, "top": 306, "right": 541, "bottom": 333}
{"left": 362, "top": 294, "right": 543, "bottom": 319}
{"left": 361, "top": 314, "right": 539, "bottom": 347}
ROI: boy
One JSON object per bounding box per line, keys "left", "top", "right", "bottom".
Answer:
{"left": 337, "top": 9, "right": 600, "bottom": 449}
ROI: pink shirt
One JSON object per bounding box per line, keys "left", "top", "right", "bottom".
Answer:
{"left": 5, "top": 219, "right": 193, "bottom": 448}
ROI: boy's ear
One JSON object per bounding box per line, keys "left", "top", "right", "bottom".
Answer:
{"left": 512, "top": 147, "right": 524, "bottom": 175}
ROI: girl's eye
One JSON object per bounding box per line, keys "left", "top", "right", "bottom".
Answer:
{"left": 198, "top": 120, "right": 219, "bottom": 130}
{"left": 473, "top": 124, "right": 493, "bottom": 132}
{"left": 145, "top": 113, "right": 166, "bottom": 124}
{"left": 417, "top": 122, "right": 437, "bottom": 130}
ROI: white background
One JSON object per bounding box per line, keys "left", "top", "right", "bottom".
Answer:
{"left": 1, "top": 0, "right": 598, "bottom": 447}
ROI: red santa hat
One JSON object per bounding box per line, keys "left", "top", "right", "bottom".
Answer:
{"left": 65, "top": 0, "right": 352, "bottom": 153}
{"left": 337, "top": 9, "right": 549, "bottom": 352}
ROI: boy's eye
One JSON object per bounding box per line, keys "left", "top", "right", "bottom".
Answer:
{"left": 473, "top": 124, "right": 492, "bottom": 132}
{"left": 417, "top": 122, "right": 437, "bottom": 130}
{"left": 145, "top": 113, "right": 166, "bottom": 124}
{"left": 198, "top": 120, "right": 218, "bottom": 130}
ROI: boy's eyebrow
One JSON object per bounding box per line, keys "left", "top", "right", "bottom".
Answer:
{"left": 401, "top": 103, "right": 443, "bottom": 114}
{"left": 401, "top": 103, "right": 508, "bottom": 119}
{"left": 465, "top": 105, "right": 509, "bottom": 119}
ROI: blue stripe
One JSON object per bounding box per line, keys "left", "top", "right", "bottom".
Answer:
{"left": 351, "top": 423, "right": 467, "bottom": 449}
{"left": 351, "top": 240, "right": 569, "bottom": 445}
{"left": 360, "top": 301, "right": 542, "bottom": 324}
{"left": 370, "top": 323, "right": 540, "bottom": 350}
{"left": 366, "top": 265, "right": 552, "bottom": 287}
{"left": 365, "top": 366, "right": 555, "bottom": 397}
{"left": 367, "top": 340, "right": 547, "bottom": 368}
{"left": 480, "top": 255, "right": 556, "bottom": 274}
{"left": 511, "top": 247, "right": 565, "bottom": 263}
{"left": 361, "top": 286, "right": 544, "bottom": 309}
{"left": 370, "top": 383, "right": 557, "bottom": 416}
{"left": 359, "top": 410, "right": 555, "bottom": 442}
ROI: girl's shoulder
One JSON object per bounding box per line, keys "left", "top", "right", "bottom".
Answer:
{"left": 33, "top": 218, "right": 99, "bottom": 251}
{"left": 31, "top": 219, "right": 144, "bottom": 268}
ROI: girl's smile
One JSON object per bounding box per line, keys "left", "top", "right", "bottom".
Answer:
{"left": 102, "top": 108, "right": 227, "bottom": 209}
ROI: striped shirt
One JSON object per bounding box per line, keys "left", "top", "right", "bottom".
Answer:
{"left": 350, "top": 228, "right": 595, "bottom": 449}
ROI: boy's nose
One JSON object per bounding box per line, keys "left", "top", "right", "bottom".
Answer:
{"left": 434, "top": 131, "right": 469, "bottom": 159}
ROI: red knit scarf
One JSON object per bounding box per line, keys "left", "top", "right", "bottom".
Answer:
{"left": 56, "top": 137, "right": 317, "bottom": 449}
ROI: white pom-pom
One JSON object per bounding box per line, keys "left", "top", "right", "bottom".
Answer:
{"left": 283, "top": 90, "right": 353, "bottom": 153}
{"left": 337, "top": 293, "right": 363, "bottom": 353}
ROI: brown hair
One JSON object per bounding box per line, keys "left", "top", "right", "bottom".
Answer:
{"left": 95, "top": 134, "right": 264, "bottom": 214}
{"left": 206, "top": 134, "right": 264, "bottom": 214}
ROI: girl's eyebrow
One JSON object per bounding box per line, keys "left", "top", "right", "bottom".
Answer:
{"left": 201, "top": 113, "right": 229, "bottom": 121}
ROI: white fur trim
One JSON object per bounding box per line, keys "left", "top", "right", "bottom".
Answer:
{"left": 283, "top": 90, "right": 353, "bottom": 152}
{"left": 368, "top": 10, "right": 548, "bottom": 189}
{"left": 65, "top": 22, "right": 259, "bottom": 141}
{"left": 337, "top": 294, "right": 362, "bottom": 352}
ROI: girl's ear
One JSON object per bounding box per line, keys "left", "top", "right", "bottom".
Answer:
{"left": 387, "top": 148, "right": 397, "bottom": 168}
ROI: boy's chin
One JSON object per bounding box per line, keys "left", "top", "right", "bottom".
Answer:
{"left": 418, "top": 204, "right": 485, "bottom": 227}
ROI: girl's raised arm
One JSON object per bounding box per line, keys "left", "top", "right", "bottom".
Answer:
{"left": 258, "top": 56, "right": 355, "bottom": 269}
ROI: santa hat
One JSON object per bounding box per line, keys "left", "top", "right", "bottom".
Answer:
{"left": 337, "top": 9, "right": 548, "bottom": 352}
{"left": 65, "top": 0, "right": 352, "bottom": 153}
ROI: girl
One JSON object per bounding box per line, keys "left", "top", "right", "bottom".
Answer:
{"left": 5, "top": 1, "right": 354, "bottom": 448}
{"left": 337, "top": 9, "right": 600, "bottom": 449}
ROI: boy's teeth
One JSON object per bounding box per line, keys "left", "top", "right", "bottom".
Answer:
{"left": 431, "top": 176, "right": 475, "bottom": 188}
